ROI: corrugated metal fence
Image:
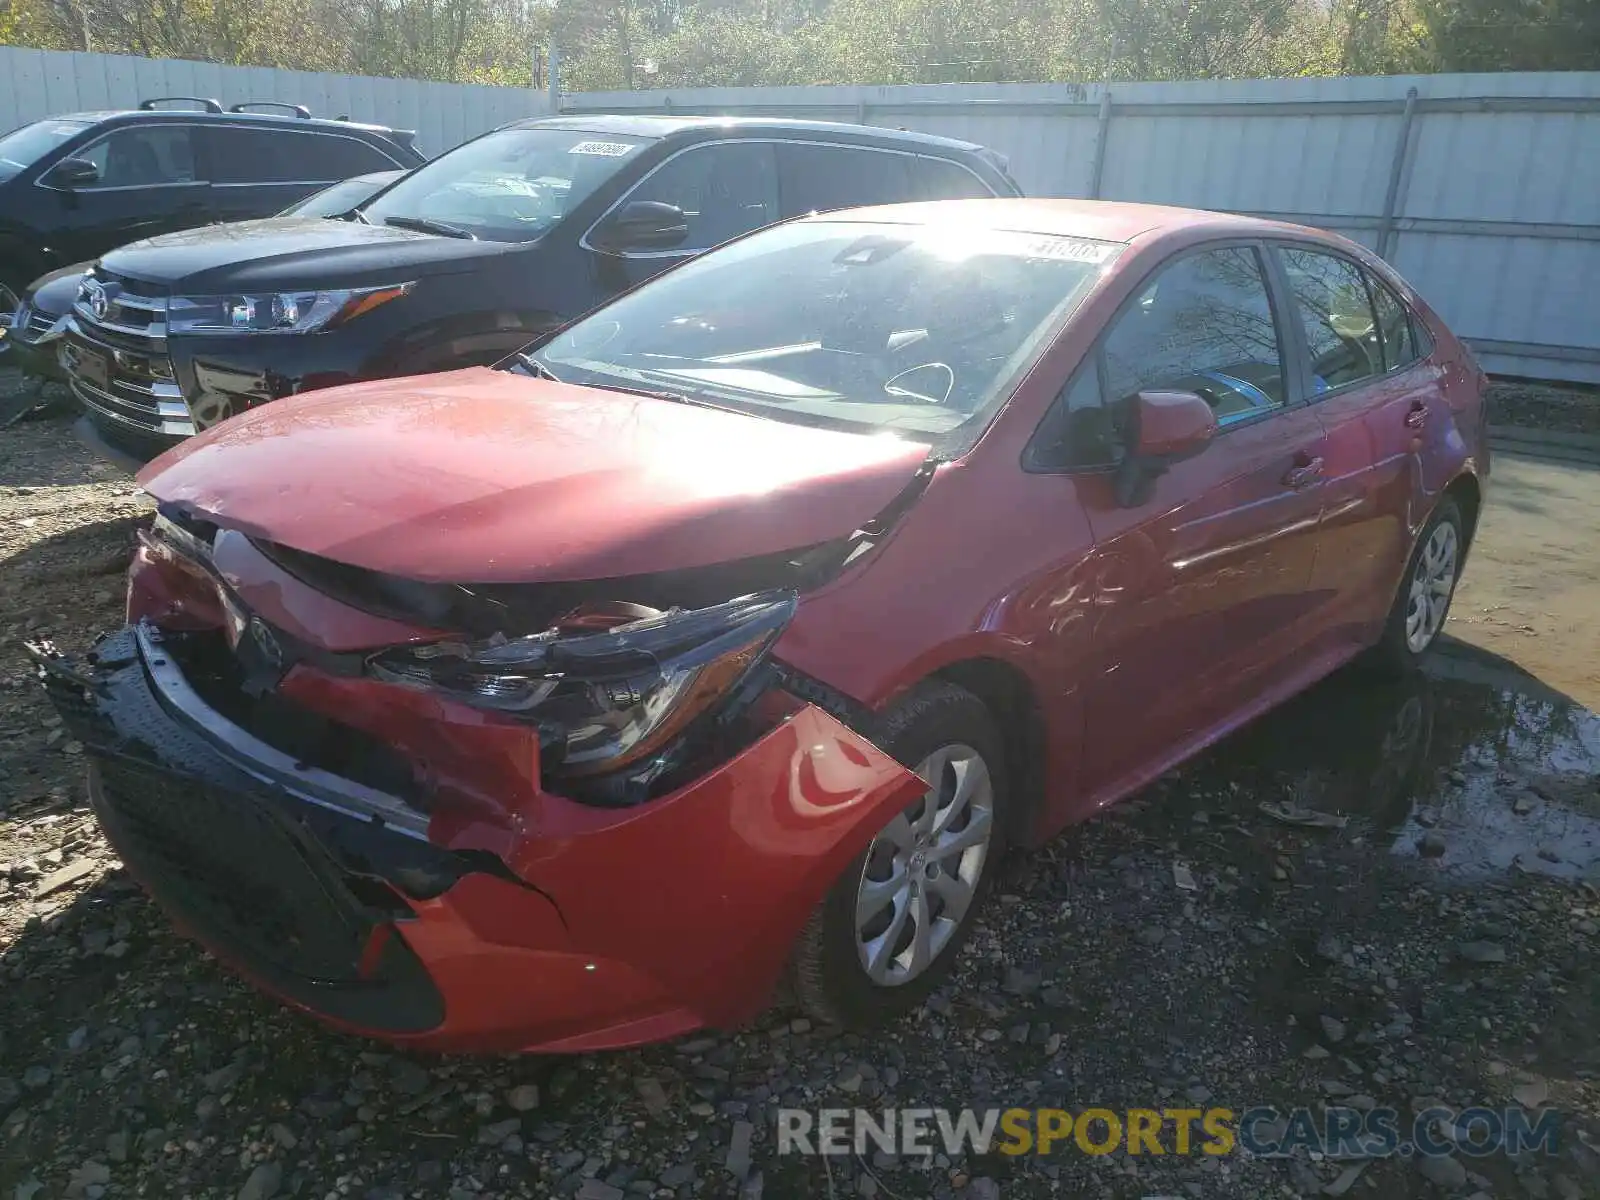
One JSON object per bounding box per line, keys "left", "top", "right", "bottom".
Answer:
{"left": 567, "top": 74, "right": 1600, "bottom": 385}
{"left": 0, "top": 46, "right": 547, "bottom": 157}
{"left": 4, "top": 50, "right": 1597, "bottom": 383}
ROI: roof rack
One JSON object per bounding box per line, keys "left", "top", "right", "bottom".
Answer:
{"left": 229, "top": 101, "right": 312, "bottom": 119}
{"left": 139, "top": 96, "right": 224, "bottom": 113}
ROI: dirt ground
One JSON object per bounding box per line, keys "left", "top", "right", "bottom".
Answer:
{"left": 0, "top": 387, "right": 1597, "bottom": 1200}
{"left": 1447, "top": 454, "right": 1600, "bottom": 709}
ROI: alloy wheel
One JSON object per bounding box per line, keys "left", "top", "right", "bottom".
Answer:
{"left": 1404, "top": 521, "right": 1459, "bottom": 653}
{"left": 854, "top": 742, "right": 995, "bottom": 987}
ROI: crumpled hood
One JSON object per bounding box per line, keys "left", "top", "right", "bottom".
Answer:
{"left": 100, "top": 218, "right": 513, "bottom": 293}
{"left": 139, "top": 368, "right": 931, "bottom": 583}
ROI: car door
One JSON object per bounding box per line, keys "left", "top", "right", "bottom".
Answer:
{"left": 41, "top": 123, "right": 209, "bottom": 260}
{"left": 1269, "top": 242, "right": 1445, "bottom": 653}
{"left": 1057, "top": 244, "right": 1330, "bottom": 801}
{"left": 585, "top": 140, "right": 779, "bottom": 297}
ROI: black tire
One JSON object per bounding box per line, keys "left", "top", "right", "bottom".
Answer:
{"left": 791, "top": 681, "right": 1008, "bottom": 1028}
{"left": 1368, "top": 496, "right": 1465, "bottom": 677}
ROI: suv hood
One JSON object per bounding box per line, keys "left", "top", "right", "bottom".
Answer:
{"left": 139, "top": 368, "right": 932, "bottom": 584}
{"left": 100, "top": 217, "right": 514, "bottom": 293}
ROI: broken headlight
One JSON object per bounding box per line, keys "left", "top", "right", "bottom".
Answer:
{"left": 366, "top": 591, "right": 797, "bottom": 776}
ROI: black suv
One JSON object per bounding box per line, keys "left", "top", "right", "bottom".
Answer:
{"left": 0, "top": 98, "right": 424, "bottom": 314}
{"left": 60, "top": 115, "right": 1022, "bottom": 464}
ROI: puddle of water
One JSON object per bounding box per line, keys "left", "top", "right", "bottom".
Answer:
{"left": 1173, "top": 642, "right": 1600, "bottom": 883}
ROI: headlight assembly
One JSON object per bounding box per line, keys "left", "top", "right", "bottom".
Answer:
{"left": 166, "top": 282, "right": 413, "bottom": 335}
{"left": 366, "top": 591, "right": 797, "bottom": 777}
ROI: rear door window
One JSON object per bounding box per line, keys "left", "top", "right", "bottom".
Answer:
{"left": 292, "top": 132, "right": 404, "bottom": 179}
{"left": 1367, "top": 273, "right": 1423, "bottom": 370}
{"left": 624, "top": 142, "right": 778, "bottom": 251}
{"left": 911, "top": 156, "right": 995, "bottom": 200}
{"left": 202, "top": 126, "right": 395, "bottom": 185}
{"left": 776, "top": 143, "right": 914, "bottom": 216}
{"left": 203, "top": 127, "right": 307, "bottom": 183}
{"left": 76, "top": 125, "right": 199, "bottom": 187}
{"left": 1280, "top": 246, "right": 1384, "bottom": 392}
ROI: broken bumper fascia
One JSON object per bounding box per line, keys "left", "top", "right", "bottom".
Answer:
{"left": 32, "top": 622, "right": 924, "bottom": 1053}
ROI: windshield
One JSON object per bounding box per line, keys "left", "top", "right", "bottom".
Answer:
{"left": 526, "top": 219, "right": 1120, "bottom": 449}
{"left": 0, "top": 119, "right": 90, "bottom": 183}
{"left": 279, "top": 172, "right": 403, "bottom": 218}
{"left": 362, "top": 128, "right": 652, "bottom": 242}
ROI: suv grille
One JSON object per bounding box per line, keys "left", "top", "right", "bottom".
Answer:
{"left": 67, "top": 272, "right": 194, "bottom": 438}
{"left": 75, "top": 271, "right": 169, "bottom": 339}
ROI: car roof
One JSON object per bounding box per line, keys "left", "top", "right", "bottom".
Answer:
{"left": 49, "top": 109, "right": 405, "bottom": 137}
{"left": 803, "top": 197, "right": 1336, "bottom": 245}
{"left": 512, "top": 114, "right": 988, "bottom": 153}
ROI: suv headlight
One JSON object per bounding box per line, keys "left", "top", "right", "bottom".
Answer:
{"left": 366, "top": 591, "right": 797, "bottom": 777}
{"left": 166, "top": 282, "right": 413, "bottom": 335}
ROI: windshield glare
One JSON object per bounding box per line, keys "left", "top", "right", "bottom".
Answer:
{"left": 0, "top": 119, "right": 90, "bottom": 183}
{"left": 362, "top": 128, "right": 651, "bottom": 242}
{"left": 530, "top": 220, "right": 1119, "bottom": 447}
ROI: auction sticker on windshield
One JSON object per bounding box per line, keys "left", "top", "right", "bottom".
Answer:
{"left": 1013, "top": 235, "right": 1120, "bottom": 264}
{"left": 569, "top": 141, "right": 637, "bottom": 157}
{"left": 930, "top": 228, "right": 1121, "bottom": 265}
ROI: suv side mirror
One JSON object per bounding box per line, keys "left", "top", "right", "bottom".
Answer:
{"left": 44, "top": 157, "right": 100, "bottom": 189}
{"left": 1114, "top": 389, "right": 1216, "bottom": 507}
{"left": 591, "top": 201, "right": 689, "bottom": 252}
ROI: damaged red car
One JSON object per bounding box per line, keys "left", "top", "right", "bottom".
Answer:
{"left": 35, "top": 199, "right": 1489, "bottom": 1053}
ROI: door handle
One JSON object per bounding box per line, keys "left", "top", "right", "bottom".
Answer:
{"left": 1404, "top": 403, "right": 1428, "bottom": 430}
{"left": 1282, "top": 456, "right": 1325, "bottom": 489}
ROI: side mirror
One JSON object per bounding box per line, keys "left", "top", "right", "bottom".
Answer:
{"left": 1114, "top": 389, "right": 1216, "bottom": 507}
{"left": 591, "top": 201, "right": 689, "bottom": 252}
{"left": 45, "top": 157, "right": 100, "bottom": 189}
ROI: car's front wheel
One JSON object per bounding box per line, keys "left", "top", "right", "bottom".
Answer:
{"left": 1372, "top": 495, "right": 1464, "bottom": 674}
{"left": 792, "top": 681, "right": 1006, "bottom": 1027}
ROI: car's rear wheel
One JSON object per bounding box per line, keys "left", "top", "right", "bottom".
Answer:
{"left": 1371, "top": 496, "right": 1464, "bottom": 674}
{"left": 791, "top": 682, "right": 1006, "bottom": 1027}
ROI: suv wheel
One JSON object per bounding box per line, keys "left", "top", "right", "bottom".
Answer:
{"left": 791, "top": 682, "right": 1006, "bottom": 1027}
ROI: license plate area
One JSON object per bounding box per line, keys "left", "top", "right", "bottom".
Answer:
{"left": 73, "top": 345, "right": 111, "bottom": 389}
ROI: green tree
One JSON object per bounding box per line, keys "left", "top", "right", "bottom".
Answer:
{"left": 1415, "top": 0, "right": 1600, "bottom": 71}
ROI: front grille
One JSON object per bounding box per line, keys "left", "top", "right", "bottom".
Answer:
{"left": 92, "top": 756, "right": 375, "bottom": 982}
{"left": 33, "top": 629, "right": 448, "bottom": 1033}
{"left": 75, "top": 270, "right": 169, "bottom": 340}
{"left": 63, "top": 312, "right": 193, "bottom": 438}
{"left": 32, "top": 649, "right": 378, "bottom": 984}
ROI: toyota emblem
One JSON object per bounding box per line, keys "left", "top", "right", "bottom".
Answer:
{"left": 80, "top": 279, "right": 110, "bottom": 321}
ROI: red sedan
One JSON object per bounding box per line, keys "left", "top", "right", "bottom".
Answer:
{"left": 35, "top": 199, "right": 1488, "bottom": 1052}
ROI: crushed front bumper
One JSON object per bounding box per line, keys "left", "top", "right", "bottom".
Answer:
{"left": 34, "top": 623, "right": 922, "bottom": 1053}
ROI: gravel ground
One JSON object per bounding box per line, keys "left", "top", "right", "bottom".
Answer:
{"left": 2, "top": 368, "right": 1599, "bottom": 1200}
{"left": 1486, "top": 382, "right": 1600, "bottom": 438}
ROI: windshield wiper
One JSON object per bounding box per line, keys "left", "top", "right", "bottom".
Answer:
{"left": 383, "top": 215, "right": 475, "bottom": 240}
{"left": 583, "top": 380, "right": 729, "bottom": 413}
{"left": 511, "top": 353, "right": 561, "bottom": 382}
